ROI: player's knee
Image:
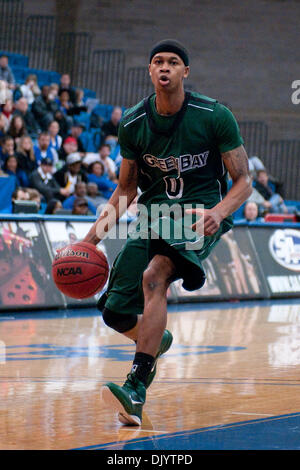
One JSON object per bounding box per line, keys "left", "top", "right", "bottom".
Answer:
{"left": 102, "top": 307, "right": 137, "bottom": 333}
{"left": 143, "top": 257, "right": 175, "bottom": 293}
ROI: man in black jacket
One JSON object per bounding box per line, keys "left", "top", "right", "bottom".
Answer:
{"left": 32, "top": 85, "right": 59, "bottom": 131}
{"left": 29, "top": 157, "right": 70, "bottom": 202}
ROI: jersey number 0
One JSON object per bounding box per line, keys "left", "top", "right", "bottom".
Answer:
{"left": 164, "top": 176, "right": 184, "bottom": 199}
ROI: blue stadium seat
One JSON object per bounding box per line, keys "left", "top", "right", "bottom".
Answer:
{"left": 0, "top": 51, "right": 29, "bottom": 68}
{"left": 82, "top": 88, "right": 96, "bottom": 99}
{"left": 73, "top": 112, "right": 91, "bottom": 131}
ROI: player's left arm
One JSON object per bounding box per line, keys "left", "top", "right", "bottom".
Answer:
{"left": 187, "top": 145, "right": 252, "bottom": 236}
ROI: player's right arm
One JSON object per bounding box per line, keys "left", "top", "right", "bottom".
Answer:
{"left": 83, "top": 158, "right": 138, "bottom": 245}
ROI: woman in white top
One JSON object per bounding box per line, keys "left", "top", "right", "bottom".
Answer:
{"left": 20, "top": 75, "right": 41, "bottom": 105}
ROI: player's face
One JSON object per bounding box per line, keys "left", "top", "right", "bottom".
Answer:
{"left": 149, "top": 52, "right": 189, "bottom": 91}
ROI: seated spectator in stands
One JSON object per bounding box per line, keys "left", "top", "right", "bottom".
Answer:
{"left": 86, "top": 181, "right": 108, "bottom": 208}
{"left": 16, "top": 135, "right": 37, "bottom": 176}
{"left": 53, "top": 152, "right": 87, "bottom": 195}
{"left": 57, "top": 89, "right": 74, "bottom": 118}
{"left": 34, "top": 132, "right": 59, "bottom": 167}
{"left": 72, "top": 197, "right": 92, "bottom": 216}
{"left": 67, "top": 88, "right": 88, "bottom": 116}
{"left": 0, "top": 112, "right": 8, "bottom": 138}
{"left": 32, "top": 85, "right": 59, "bottom": 131}
{"left": 248, "top": 155, "right": 266, "bottom": 178}
{"left": 82, "top": 152, "right": 101, "bottom": 171}
{"left": 7, "top": 115, "right": 27, "bottom": 148}
{"left": 0, "top": 79, "right": 12, "bottom": 104}
{"left": 53, "top": 109, "right": 70, "bottom": 140}
{"left": 26, "top": 188, "right": 42, "bottom": 212}
{"left": 62, "top": 181, "right": 97, "bottom": 215}
{"left": 58, "top": 135, "right": 79, "bottom": 162}
{"left": 101, "top": 106, "right": 122, "bottom": 148}
{"left": 1, "top": 98, "right": 14, "bottom": 128}
{"left": 99, "top": 143, "right": 118, "bottom": 182}
{"left": 48, "top": 83, "right": 59, "bottom": 101}
{"left": 69, "top": 123, "right": 86, "bottom": 152}
{"left": 20, "top": 74, "right": 41, "bottom": 105}
{"left": 44, "top": 198, "right": 62, "bottom": 214}
{"left": 12, "top": 187, "right": 30, "bottom": 203}
{"left": 0, "top": 54, "right": 15, "bottom": 90}
{"left": 87, "top": 161, "right": 117, "bottom": 200}
{"left": 48, "top": 121, "right": 62, "bottom": 154}
{"left": 2, "top": 154, "right": 29, "bottom": 187}
{"left": 0, "top": 135, "right": 15, "bottom": 166}
{"left": 13, "top": 97, "right": 41, "bottom": 140}
{"left": 242, "top": 201, "right": 264, "bottom": 223}
{"left": 59, "top": 73, "right": 77, "bottom": 105}
{"left": 29, "top": 157, "right": 70, "bottom": 202}
{"left": 254, "top": 170, "right": 288, "bottom": 214}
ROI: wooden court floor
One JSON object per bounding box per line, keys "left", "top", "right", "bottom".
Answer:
{"left": 0, "top": 299, "right": 300, "bottom": 450}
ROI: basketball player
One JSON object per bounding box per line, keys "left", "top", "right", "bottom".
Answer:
{"left": 83, "top": 39, "right": 252, "bottom": 425}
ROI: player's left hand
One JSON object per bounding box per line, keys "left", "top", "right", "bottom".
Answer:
{"left": 185, "top": 208, "right": 223, "bottom": 236}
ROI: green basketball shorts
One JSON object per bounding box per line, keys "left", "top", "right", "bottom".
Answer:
{"left": 100, "top": 216, "right": 231, "bottom": 316}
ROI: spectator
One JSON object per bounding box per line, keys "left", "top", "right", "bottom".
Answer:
{"left": 44, "top": 198, "right": 62, "bottom": 214}
{"left": 71, "top": 197, "right": 91, "bottom": 216}
{"left": 0, "top": 54, "right": 15, "bottom": 90}
{"left": 254, "top": 170, "right": 288, "bottom": 214}
{"left": 32, "top": 85, "right": 59, "bottom": 131}
{"left": 0, "top": 112, "right": 8, "bottom": 137}
{"left": 87, "top": 161, "right": 117, "bottom": 199}
{"left": 16, "top": 135, "right": 37, "bottom": 176}
{"left": 0, "top": 79, "right": 12, "bottom": 103}
{"left": 242, "top": 201, "right": 264, "bottom": 222}
{"left": 62, "top": 181, "right": 97, "bottom": 214}
{"left": 48, "top": 83, "right": 59, "bottom": 101}
{"left": 101, "top": 106, "right": 122, "bottom": 146}
{"left": 34, "top": 132, "right": 59, "bottom": 167}
{"left": 53, "top": 109, "right": 70, "bottom": 140}
{"left": 0, "top": 135, "right": 15, "bottom": 166}
{"left": 53, "top": 152, "right": 87, "bottom": 195}
{"left": 26, "top": 188, "right": 42, "bottom": 211}
{"left": 19, "top": 74, "right": 41, "bottom": 105}
{"left": 29, "top": 157, "right": 70, "bottom": 202}
{"left": 13, "top": 97, "right": 41, "bottom": 140}
{"left": 58, "top": 135, "right": 79, "bottom": 162}
{"left": 1, "top": 98, "right": 14, "bottom": 128}
{"left": 59, "top": 74, "right": 77, "bottom": 105}
{"left": 12, "top": 187, "right": 30, "bottom": 203}
{"left": 57, "top": 88, "right": 73, "bottom": 117}
{"left": 48, "top": 121, "right": 62, "bottom": 153}
{"left": 99, "top": 143, "right": 118, "bottom": 182}
{"left": 7, "top": 115, "right": 27, "bottom": 148}
{"left": 2, "top": 154, "right": 29, "bottom": 187}
{"left": 69, "top": 123, "right": 86, "bottom": 152}
{"left": 86, "top": 181, "right": 111, "bottom": 208}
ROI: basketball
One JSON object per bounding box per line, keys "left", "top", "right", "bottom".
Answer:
{"left": 52, "top": 241, "right": 109, "bottom": 299}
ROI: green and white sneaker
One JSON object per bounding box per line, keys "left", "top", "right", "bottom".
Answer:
{"left": 101, "top": 372, "right": 146, "bottom": 426}
{"left": 146, "top": 329, "right": 173, "bottom": 389}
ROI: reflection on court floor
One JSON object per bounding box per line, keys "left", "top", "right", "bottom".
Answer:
{"left": 0, "top": 300, "right": 300, "bottom": 450}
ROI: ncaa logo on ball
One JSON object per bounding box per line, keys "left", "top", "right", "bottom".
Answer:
{"left": 269, "top": 229, "right": 300, "bottom": 271}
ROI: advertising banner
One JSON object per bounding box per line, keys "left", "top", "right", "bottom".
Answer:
{"left": 0, "top": 220, "right": 64, "bottom": 310}
{"left": 172, "top": 226, "right": 269, "bottom": 302}
{"left": 250, "top": 227, "right": 300, "bottom": 298}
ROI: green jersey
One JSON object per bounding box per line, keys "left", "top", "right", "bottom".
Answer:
{"left": 118, "top": 91, "right": 243, "bottom": 224}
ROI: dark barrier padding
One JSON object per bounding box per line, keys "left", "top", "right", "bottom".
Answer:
{"left": 0, "top": 215, "right": 299, "bottom": 312}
